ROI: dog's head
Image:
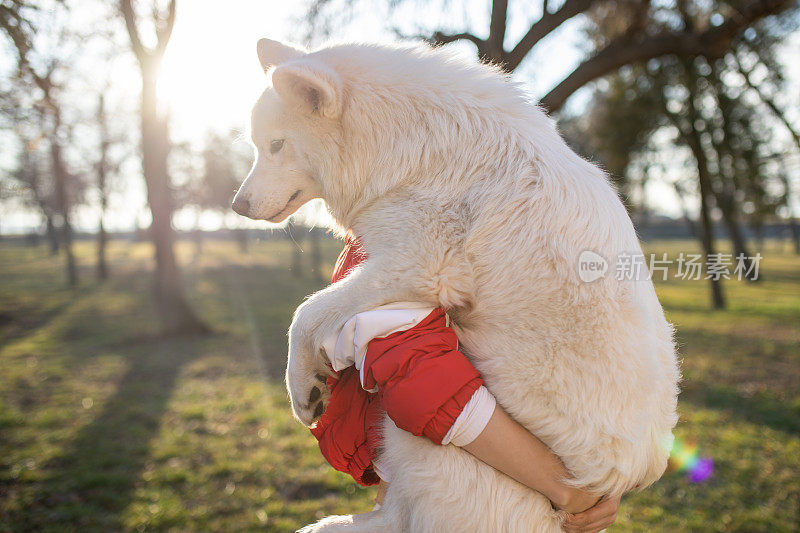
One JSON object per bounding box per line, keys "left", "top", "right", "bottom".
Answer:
{"left": 233, "top": 39, "right": 501, "bottom": 226}
{"left": 232, "top": 39, "right": 343, "bottom": 223}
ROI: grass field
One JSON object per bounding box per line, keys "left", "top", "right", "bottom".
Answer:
{"left": 1, "top": 237, "right": 798, "bottom": 532}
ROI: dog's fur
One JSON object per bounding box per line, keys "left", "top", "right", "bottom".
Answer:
{"left": 233, "top": 39, "right": 680, "bottom": 532}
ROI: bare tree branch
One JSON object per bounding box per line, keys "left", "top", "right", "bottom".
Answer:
{"left": 625, "top": 0, "right": 651, "bottom": 38}
{"left": 506, "top": 0, "right": 598, "bottom": 71}
{"left": 539, "top": 0, "right": 793, "bottom": 113}
{"left": 430, "top": 30, "right": 485, "bottom": 49}
{"left": 119, "top": 0, "right": 146, "bottom": 59}
{"left": 155, "top": 0, "right": 176, "bottom": 56}
{"left": 487, "top": 0, "right": 509, "bottom": 58}
{"left": 734, "top": 51, "right": 800, "bottom": 151}
{"left": 0, "top": 5, "right": 53, "bottom": 97}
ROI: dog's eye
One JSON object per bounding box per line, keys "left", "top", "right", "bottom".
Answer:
{"left": 269, "top": 139, "right": 285, "bottom": 155}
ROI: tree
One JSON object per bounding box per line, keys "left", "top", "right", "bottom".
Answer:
{"left": 119, "top": 0, "right": 207, "bottom": 334}
{"left": 176, "top": 130, "right": 252, "bottom": 254}
{"left": 662, "top": 60, "right": 727, "bottom": 308}
{"left": 1, "top": 0, "right": 83, "bottom": 285}
{"left": 306, "top": 0, "right": 797, "bottom": 309}
{"left": 93, "top": 92, "right": 119, "bottom": 280}
{"left": 6, "top": 131, "right": 61, "bottom": 253}
{"left": 569, "top": 6, "right": 799, "bottom": 307}
{"left": 734, "top": 38, "right": 800, "bottom": 253}
{"left": 306, "top": 0, "right": 794, "bottom": 114}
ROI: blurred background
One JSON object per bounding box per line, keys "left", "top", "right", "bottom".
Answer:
{"left": 1, "top": 0, "right": 798, "bottom": 531}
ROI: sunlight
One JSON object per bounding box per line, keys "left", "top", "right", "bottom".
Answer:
{"left": 156, "top": 23, "right": 265, "bottom": 141}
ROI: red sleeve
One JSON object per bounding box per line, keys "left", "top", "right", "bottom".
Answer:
{"left": 310, "top": 235, "right": 381, "bottom": 486}
{"left": 310, "top": 367, "right": 382, "bottom": 486}
{"left": 362, "top": 308, "right": 484, "bottom": 444}
{"left": 310, "top": 236, "right": 485, "bottom": 487}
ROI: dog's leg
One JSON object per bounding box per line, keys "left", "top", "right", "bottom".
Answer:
{"left": 287, "top": 256, "right": 434, "bottom": 425}
{"left": 297, "top": 508, "right": 393, "bottom": 533}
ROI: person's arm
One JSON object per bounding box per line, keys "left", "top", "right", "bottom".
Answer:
{"left": 320, "top": 301, "right": 619, "bottom": 526}
{"left": 373, "top": 404, "right": 619, "bottom": 530}
{"left": 462, "top": 404, "right": 598, "bottom": 514}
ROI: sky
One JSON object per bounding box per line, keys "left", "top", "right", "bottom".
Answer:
{"left": 2, "top": 0, "right": 799, "bottom": 234}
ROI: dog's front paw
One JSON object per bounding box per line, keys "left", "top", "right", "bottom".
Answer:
{"left": 287, "top": 361, "right": 331, "bottom": 427}
{"left": 286, "top": 338, "right": 333, "bottom": 426}
{"left": 286, "top": 298, "right": 340, "bottom": 426}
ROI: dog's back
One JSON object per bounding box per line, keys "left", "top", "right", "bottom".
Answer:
{"left": 290, "top": 43, "right": 679, "bottom": 532}
{"left": 375, "top": 124, "right": 678, "bottom": 532}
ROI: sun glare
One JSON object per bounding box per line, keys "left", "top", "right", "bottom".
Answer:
{"left": 156, "top": 30, "right": 264, "bottom": 142}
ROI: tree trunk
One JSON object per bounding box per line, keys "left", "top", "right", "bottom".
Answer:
{"left": 192, "top": 228, "right": 203, "bottom": 257}
{"left": 753, "top": 223, "right": 764, "bottom": 252}
{"left": 192, "top": 211, "right": 203, "bottom": 258}
{"left": 45, "top": 213, "right": 59, "bottom": 254}
{"left": 140, "top": 61, "right": 206, "bottom": 334}
{"left": 96, "top": 94, "right": 109, "bottom": 280}
{"left": 236, "top": 228, "right": 249, "bottom": 253}
{"left": 49, "top": 136, "right": 78, "bottom": 287}
{"left": 673, "top": 182, "right": 698, "bottom": 239}
{"left": 705, "top": 63, "right": 758, "bottom": 280}
{"left": 778, "top": 174, "right": 800, "bottom": 255}
{"left": 694, "top": 162, "right": 725, "bottom": 309}
{"left": 715, "top": 191, "right": 757, "bottom": 280}
{"left": 788, "top": 218, "right": 800, "bottom": 255}
{"left": 684, "top": 117, "right": 725, "bottom": 309}
{"left": 97, "top": 215, "right": 108, "bottom": 280}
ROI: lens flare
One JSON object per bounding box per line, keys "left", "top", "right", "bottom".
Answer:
{"left": 669, "top": 437, "right": 714, "bottom": 483}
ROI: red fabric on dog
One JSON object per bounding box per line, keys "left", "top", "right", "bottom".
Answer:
{"left": 309, "top": 233, "right": 483, "bottom": 485}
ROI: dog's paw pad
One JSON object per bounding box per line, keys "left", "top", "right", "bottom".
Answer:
{"left": 313, "top": 400, "right": 325, "bottom": 420}
{"left": 309, "top": 386, "right": 321, "bottom": 403}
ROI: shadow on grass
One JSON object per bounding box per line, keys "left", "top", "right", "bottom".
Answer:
{"left": 7, "top": 337, "right": 203, "bottom": 531}
{"left": 194, "top": 262, "right": 331, "bottom": 379}
{"left": 0, "top": 291, "right": 95, "bottom": 347}
{"left": 675, "top": 325, "right": 800, "bottom": 436}
{"left": 680, "top": 381, "right": 800, "bottom": 436}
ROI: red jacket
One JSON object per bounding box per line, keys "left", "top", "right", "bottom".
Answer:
{"left": 310, "top": 235, "right": 483, "bottom": 485}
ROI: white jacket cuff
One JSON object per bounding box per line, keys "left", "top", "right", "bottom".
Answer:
{"left": 320, "top": 303, "right": 436, "bottom": 390}
{"left": 441, "top": 385, "right": 496, "bottom": 447}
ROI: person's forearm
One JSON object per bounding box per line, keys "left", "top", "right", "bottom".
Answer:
{"left": 461, "top": 405, "right": 597, "bottom": 513}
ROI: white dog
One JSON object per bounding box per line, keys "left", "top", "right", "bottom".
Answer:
{"left": 233, "top": 38, "right": 680, "bottom": 532}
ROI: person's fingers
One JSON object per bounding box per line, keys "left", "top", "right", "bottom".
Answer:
{"left": 582, "top": 499, "right": 620, "bottom": 532}
{"left": 563, "top": 512, "right": 590, "bottom": 528}
{"left": 563, "top": 501, "right": 606, "bottom": 526}
{"left": 563, "top": 511, "right": 597, "bottom": 531}
{"left": 588, "top": 496, "right": 618, "bottom": 515}
{"left": 580, "top": 511, "right": 618, "bottom": 531}
{"left": 563, "top": 522, "right": 608, "bottom": 533}
{"left": 564, "top": 495, "right": 620, "bottom": 532}
{"left": 564, "top": 518, "right": 612, "bottom": 533}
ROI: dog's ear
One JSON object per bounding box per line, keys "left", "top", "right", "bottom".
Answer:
{"left": 272, "top": 60, "right": 342, "bottom": 119}
{"left": 257, "top": 38, "right": 305, "bottom": 71}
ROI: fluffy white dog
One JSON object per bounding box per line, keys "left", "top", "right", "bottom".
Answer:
{"left": 233, "top": 38, "right": 680, "bottom": 532}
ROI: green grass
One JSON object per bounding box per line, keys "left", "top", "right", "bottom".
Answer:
{"left": 1, "top": 237, "right": 798, "bottom": 532}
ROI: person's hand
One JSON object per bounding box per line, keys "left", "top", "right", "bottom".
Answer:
{"left": 552, "top": 485, "right": 599, "bottom": 514}
{"left": 562, "top": 494, "right": 621, "bottom": 532}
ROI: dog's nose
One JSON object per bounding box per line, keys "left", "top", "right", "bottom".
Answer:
{"left": 232, "top": 195, "right": 251, "bottom": 216}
